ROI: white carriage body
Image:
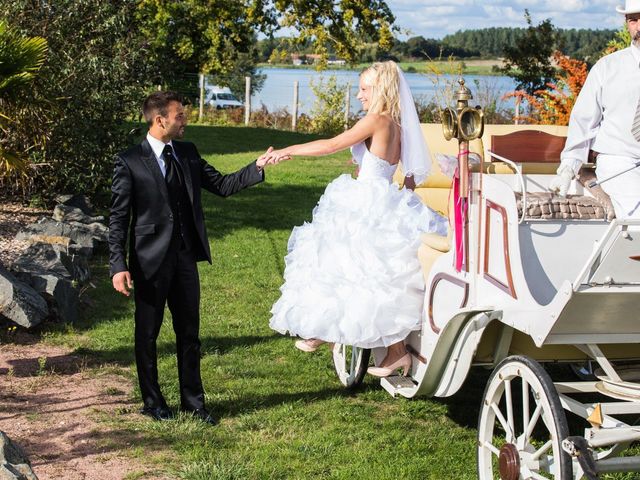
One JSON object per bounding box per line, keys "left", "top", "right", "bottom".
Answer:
{"left": 364, "top": 124, "right": 640, "bottom": 479}
{"left": 376, "top": 125, "right": 640, "bottom": 401}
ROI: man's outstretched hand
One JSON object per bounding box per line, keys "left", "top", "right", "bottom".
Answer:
{"left": 257, "top": 146, "right": 291, "bottom": 167}
{"left": 113, "top": 271, "right": 133, "bottom": 297}
{"left": 257, "top": 146, "right": 275, "bottom": 170}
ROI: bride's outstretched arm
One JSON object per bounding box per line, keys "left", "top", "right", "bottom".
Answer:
{"left": 265, "top": 115, "right": 379, "bottom": 163}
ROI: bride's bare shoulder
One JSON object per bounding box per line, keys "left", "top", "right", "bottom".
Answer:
{"left": 364, "top": 113, "right": 395, "bottom": 129}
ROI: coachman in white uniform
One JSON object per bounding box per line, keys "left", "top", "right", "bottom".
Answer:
{"left": 551, "top": 0, "right": 640, "bottom": 219}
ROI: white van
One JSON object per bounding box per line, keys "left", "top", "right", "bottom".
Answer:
{"left": 205, "top": 86, "right": 243, "bottom": 109}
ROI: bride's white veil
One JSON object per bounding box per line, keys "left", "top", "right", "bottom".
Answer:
{"left": 397, "top": 67, "right": 431, "bottom": 185}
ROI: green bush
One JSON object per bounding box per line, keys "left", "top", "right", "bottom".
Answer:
{"left": 0, "top": 0, "right": 154, "bottom": 203}
{"left": 309, "top": 76, "right": 354, "bottom": 135}
{"left": 0, "top": 20, "right": 47, "bottom": 193}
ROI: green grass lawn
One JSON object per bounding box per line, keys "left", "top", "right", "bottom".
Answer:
{"left": 43, "top": 125, "right": 487, "bottom": 479}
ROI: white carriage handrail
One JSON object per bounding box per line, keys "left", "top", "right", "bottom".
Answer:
{"left": 485, "top": 150, "right": 527, "bottom": 224}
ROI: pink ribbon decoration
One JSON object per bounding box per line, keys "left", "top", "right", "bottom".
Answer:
{"left": 453, "top": 150, "right": 470, "bottom": 272}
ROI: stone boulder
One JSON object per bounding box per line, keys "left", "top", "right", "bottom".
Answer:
{"left": 54, "top": 194, "right": 93, "bottom": 215}
{"left": 0, "top": 266, "right": 48, "bottom": 329}
{"left": 52, "top": 205, "right": 104, "bottom": 225}
{"left": 12, "top": 243, "right": 90, "bottom": 284}
{"left": 0, "top": 431, "right": 38, "bottom": 480}
{"left": 16, "top": 218, "right": 99, "bottom": 256}
{"left": 11, "top": 243, "right": 88, "bottom": 324}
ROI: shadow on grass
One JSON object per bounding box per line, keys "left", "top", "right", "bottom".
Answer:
{"left": 214, "top": 384, "right": 378, "bottom": 419}
{"left": 202, "top": 182, "right": 328, "bottom": 238}
{"left": 439, "top": 366, "right": 491, "bottom": 429}
{"left": 74, "top": 334, "right": 279, "bottom": 365}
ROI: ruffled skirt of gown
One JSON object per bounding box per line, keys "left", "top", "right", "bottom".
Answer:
{"left": 269, "top": 174, "right": 448, "bottom": 348}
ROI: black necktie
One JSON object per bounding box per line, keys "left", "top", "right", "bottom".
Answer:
{"left": 163, "top": 144, "right": 182, "bottom": 190}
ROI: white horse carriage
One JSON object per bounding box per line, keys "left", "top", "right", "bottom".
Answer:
{"left": 331, "top": 80, "right": 640, "bottom": 479}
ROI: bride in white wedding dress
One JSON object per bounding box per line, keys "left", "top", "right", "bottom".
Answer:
{"left": 265, "top": 61, "right": 447, "bottom": 377}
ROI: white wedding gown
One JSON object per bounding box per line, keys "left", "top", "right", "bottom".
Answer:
{"left": 269, "top": 141, "right": 448, "bottom": 348}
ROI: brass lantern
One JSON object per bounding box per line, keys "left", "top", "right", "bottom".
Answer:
{"left": 441, "top": 78, "right": 484, "bottom": 143}
{"left": 441, "top": 77, "right": 485, "bottom": 198}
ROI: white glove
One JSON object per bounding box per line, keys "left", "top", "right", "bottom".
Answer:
{"left": 549, "top": 165, "right": 574, "bottom": 197}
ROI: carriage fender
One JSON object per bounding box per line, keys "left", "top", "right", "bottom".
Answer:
{"left": 415, "top": 309, "right": 498, "bottom": 398}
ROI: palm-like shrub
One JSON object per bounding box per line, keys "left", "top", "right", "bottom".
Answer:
{"left": 0, "top": 20, "right": 47, "bottom": 189}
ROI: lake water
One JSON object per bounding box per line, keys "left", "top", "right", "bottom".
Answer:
{"left": 249, "top": 67, "right": 519, "bottom": 115}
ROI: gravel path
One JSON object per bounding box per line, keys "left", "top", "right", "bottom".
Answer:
{"left": 0, "top": 333, "right": 173, "bottom": 480}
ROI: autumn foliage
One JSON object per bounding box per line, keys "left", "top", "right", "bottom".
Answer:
{"left": 506, "top": 51, "right": 588, "bottom": 125}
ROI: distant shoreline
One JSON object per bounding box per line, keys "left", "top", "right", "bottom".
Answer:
{"left": 257, "top": 59, "right": 507, "bottom": 76}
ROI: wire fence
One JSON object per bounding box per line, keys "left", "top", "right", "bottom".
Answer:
{"left": 163, "top": 70, "right": 520, "bottom": 131}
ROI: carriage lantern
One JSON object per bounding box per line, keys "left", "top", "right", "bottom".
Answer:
{"left": 442, "top": 78, "right": 484, "bottom": 197}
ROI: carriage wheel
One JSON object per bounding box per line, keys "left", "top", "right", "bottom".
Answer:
{"left": 332, "top": 343, "right": 370, "bottom": 389}
{"left": 477, "top": 355, "right": 572, "bottom": 480}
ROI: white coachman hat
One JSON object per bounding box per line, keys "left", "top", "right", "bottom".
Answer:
{"left": 617, "top": 0, "right": 640, "bottom": 14}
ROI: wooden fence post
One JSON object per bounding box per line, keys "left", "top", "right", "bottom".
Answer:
{"left": 198, "top": 73, "right": 205, "bottom": 122}
{"left": 292, "top": 81, "right": 299, "bottom": 131}
{"left": 344, "top": 83, "right": 351, "bottom": 131}
{"left": 244, "top": 76, "right": 251, "bottom": 126}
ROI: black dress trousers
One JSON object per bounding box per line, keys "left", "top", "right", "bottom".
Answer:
{"left": 134, "top": 238, "right": 205, "bottom": 411}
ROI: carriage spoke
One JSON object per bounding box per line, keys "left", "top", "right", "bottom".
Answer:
{"left": 522, "top": 379, "right": 530, "bottom": 435}
{"left": 531, "top": 440, "right": 553, "bottom": 461}
{"left": 528, "top": 471, "right": 550, "bottom": 480}
{"left": 491, "top": 403, "right": 515, "bottom": 441}
{"left": 524, "top": 403, "right": 543, "bottom": 442}
{"left": 479, "top": 440, "right": 501, "bottom": 457}
{"left": 350, "top": 347, "right": 358, "bottom": 376}
{"left": 505, "top": 379, "right": 516, "bottom": 441}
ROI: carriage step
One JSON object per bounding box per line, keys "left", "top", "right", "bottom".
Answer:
{"left": 380, "top": 375, "right": 417, "bottom": 397}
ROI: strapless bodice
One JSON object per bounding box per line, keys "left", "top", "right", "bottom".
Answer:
{"left": 351, "top": 142, "right": 398, "bottom": 182}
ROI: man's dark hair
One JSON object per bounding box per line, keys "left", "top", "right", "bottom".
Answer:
{"left": 142, "top": 91, "right": 183, "bottom": 125}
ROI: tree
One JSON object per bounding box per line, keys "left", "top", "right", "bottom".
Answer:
{"left": 604, "top": 22, "right": 631, "bottom": 55}
{"left": 500, "top": 10, "right": 561, "bottom": 94}
{"left": 506, "top": 51, "right": 588, "bottom": 125}
{"left": 136, "top": 0, "right": 396, "bottom": 73}
{"left": 1, "top": 0, "right": 155, "bottom": 201}
{"left": 0, "top": 20, "right": 47, "bottom": 190}
{"left": 1, "top": 0, "right": 398, "bottom": 201}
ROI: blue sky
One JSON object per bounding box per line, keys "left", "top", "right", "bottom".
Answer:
{"left": 387, "top": 0, "right": 626, "bottom": 39}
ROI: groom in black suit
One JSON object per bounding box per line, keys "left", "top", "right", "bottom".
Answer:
{"left": 109, "top": 91, "right": 269, "bottom": 424}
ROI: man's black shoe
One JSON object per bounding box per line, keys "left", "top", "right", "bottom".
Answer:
{"left": 141, "top": 406, "right": 174, "bottom": 421}
{"left": 185, "top": 408, "right": 218, "bottom": 426}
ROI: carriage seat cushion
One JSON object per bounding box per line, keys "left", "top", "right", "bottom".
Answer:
{"left": 516, "top": 192, "right": 606, "bottom": 220}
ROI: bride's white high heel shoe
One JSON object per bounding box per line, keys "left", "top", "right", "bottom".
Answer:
{"left": 367, "top": 353, "right": 412, "bottom": 377}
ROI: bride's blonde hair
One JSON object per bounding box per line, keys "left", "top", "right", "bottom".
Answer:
{"left": 360, "top": 60, "right": 401, "bottom": 125}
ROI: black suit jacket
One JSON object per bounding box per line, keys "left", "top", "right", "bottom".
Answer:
{"left": 109, "top": 138, "right": 264, "bottom": 280}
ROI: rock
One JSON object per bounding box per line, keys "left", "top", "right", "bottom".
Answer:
{"left": 16, "top": 218, "right": 96, "bottom": 255}
{"left": 12, "top": 243, "right": 90, "bottom": 284}
{"left": 14, "top": 272, "right": 78, "bottom": 324}
{"left": 11, "top": 244, "right": 86, "bottom": 324}
{"left": 67, "top": 221, "right": 108, "bottom": 244}
{"left": 0, "top": 431, "right": 38, "bottom": 480}
{"left": 0, "top": 266, "right": 48, "bottom": 329}
{"left": 54, "top": 194, "right": 93, "bottom": 215}
{"left": 24, "top": 235, "right": 71, "bottom": 248}
{"left": 52, "top": 205, "right": 104, "bottom": 225}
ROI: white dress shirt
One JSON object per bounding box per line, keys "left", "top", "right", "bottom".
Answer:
{"left": 146, "top": 132, "right": 176, "bottom": 178}
{"left": 561, "top": 44, "right": 640, "bottom": 175}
